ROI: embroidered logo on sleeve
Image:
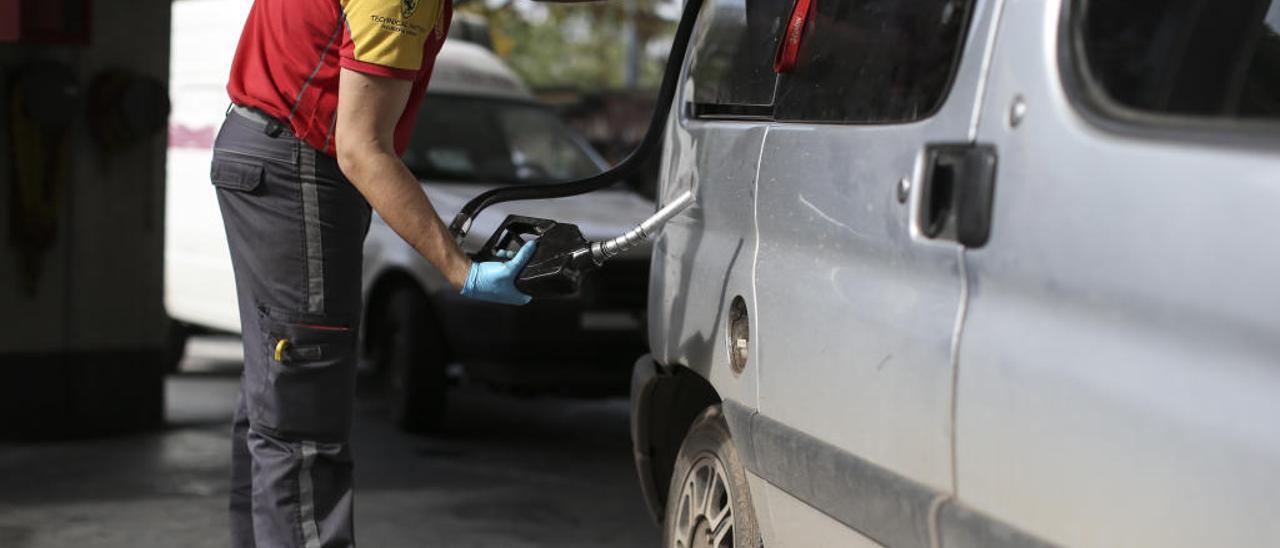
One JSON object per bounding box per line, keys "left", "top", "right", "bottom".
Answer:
{"left": 343, "top": 0, "right": 445, "bottom": 71}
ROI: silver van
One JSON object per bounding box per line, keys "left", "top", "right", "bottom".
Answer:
{"left": 630, "top": 0, "right": 1280, "bottom": 546}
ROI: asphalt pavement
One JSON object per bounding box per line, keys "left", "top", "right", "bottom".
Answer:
{"left": 0, "top": 336, "right": 659, "bottom": 547}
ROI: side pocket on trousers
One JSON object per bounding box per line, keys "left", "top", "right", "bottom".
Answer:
{"left": 211, "top": 154, "right": 265, "bottom": 192}
{"left": 255, "top": 307, "right": 357, "bottom": 441}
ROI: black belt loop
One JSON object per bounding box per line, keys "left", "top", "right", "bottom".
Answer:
{"left": 264, "top": 119, "right": 285, "bottom": 138}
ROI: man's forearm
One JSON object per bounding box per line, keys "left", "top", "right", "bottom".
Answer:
{"left": 339, "top": 146, "right": 471, "bottom": 290}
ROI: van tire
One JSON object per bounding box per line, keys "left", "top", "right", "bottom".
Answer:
{"left": 376, "top": 285, "right": 448, "bottom": 433}
{"left": 664, "top": 405, "right": 762, "bottom": 548}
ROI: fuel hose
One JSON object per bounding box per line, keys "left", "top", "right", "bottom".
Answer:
{"left": 447, "top": 0, "right": 705, "bottom": 240}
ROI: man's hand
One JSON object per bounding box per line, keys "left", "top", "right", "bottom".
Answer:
{"left": 335, "top": 68, "right": 473, "bottom": 290}
{"left": 461, "top": 241, "right": 537, "bottom": 305}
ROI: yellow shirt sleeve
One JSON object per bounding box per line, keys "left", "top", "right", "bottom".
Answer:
{"left": 340, "top": 0, "right": 446, "bottom": 73}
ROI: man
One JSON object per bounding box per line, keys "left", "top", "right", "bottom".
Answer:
{"left": 212, "top": 0, "right": 542, "bottom": 546}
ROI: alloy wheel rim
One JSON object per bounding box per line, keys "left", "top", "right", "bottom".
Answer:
{"left": 671, "top": 454, "right": 735, "bottom": 548}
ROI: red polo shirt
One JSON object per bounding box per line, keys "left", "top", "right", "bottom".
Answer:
{"left": 227, "top": 0, "right": 452, "bottom": 156}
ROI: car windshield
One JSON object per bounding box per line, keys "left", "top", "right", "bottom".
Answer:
{"left": 402, "top": 94, "right": 604, "bottom": 185}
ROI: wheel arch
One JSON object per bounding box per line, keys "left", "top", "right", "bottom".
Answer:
{"left": 630, "top": 356, "right": 723, "bottom": 524}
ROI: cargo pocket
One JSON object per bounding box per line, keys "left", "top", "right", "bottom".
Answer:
{"left": 210, "top": 153, "right": 265, "bottom": 192}
{"left": 254, "top": 307, "right": 357, "bottom": 441}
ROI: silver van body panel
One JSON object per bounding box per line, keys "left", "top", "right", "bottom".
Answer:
{"left": 753, "top": 476, "right": 883, "bottom": 548}
{"left": 646, "top": 0, "right": 1280, "bottom": 545}
{"left": 954, "top": 0, "right": 1280, "bottom": 546}
{"left": 649, "top": 0, "right": 1005, "bottom": 542}
{"left": 648, "top": 119, "right": 767, "bottom": 409}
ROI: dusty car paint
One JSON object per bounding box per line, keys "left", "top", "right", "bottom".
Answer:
{"left": 639, "top": 0, "right": 1280, "bottom": 545}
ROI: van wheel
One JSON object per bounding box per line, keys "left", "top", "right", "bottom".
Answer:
{"left": 664, "top": 405, "right": 761, "bottom": 548}
{"left": 374, "top": 285, "right": 448, "bottom": 433}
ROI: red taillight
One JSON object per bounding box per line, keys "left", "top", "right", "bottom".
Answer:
{"left": 774, "top": 0, "right": 815, "bottom": 73}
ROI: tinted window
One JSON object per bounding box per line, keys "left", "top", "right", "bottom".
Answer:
{"left": 773, "top": 0, "right": 975, "bottom": 123}
{"left": 1078, "top": 0, "right": 1280, "bottom": 121}
{"left": 689, "top": 0, "right": 789, "bottom": 113}
{"left": 403, "top": 95, "right": 602, "bottom": 185}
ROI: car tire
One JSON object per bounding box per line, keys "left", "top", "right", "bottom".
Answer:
{"left": 664, "top": 405, "right": 762, "bottom": 548}
{"left": 375, "top": 285, "right": 449, "bottom": 433}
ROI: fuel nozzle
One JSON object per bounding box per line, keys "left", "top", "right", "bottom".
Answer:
{"left": 590, "top": 191, "right": 695, "bottom": 265}
{"left": 474, "top": 191, "right": 695, "bottom": 298}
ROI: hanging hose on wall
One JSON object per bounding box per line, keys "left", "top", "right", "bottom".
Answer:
{"left": 87, "top": 69, "right": 170, "bottom": 154}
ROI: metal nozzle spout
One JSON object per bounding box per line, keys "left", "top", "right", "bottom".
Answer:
{"left": 591, "top": 190, "right": 695, "bottom": 264}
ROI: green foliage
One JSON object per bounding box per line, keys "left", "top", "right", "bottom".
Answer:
{"left": 460, "top": 0, "right": 678, "bottom": 91}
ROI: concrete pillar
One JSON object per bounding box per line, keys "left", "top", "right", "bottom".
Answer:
{"left": 0, "top": 0, "right": 171, "bottom": 439}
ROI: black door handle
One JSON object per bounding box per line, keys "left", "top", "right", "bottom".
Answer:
{"left": 917, "top": 144, "right": 997, "bottom": 248}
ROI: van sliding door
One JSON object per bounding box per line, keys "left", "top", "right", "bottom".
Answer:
{"left": 748, "top": 0, "right": 1001, "bottom": 545}
{"left": 954, "top": 1, "right": 1280, "bottom": 545}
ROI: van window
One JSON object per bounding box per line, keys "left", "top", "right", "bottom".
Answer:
{"left": 689, "top": 0, "right": 790, "bottom": 118}
{"left": 1076, "top": 0, "right": 1280, "bottom": 121}
{"left": 773, "top": 0, "right": 976, "bottom": 123}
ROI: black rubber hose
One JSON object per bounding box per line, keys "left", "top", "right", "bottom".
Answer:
{"left": 448, "top": 0, "right": 705, "bottom": 240}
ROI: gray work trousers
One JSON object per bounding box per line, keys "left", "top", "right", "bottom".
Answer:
{"left": 213, "top": 106, "right": 371, "bottom": 548}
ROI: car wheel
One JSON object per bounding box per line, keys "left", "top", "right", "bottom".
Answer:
{"left": 376, "top": 285, "right": 448, "bottom": 433}
{"left": 664, "top": 405, "right": 762, "bottom": 548}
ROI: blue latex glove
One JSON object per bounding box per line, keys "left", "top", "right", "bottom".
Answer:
{"left": 460, "top": 241, "right": 536, "bottom": 305}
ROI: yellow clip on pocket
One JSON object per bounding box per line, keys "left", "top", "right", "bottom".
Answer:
{"left": 274, "top": 338, "right": 290, "bottom": 362}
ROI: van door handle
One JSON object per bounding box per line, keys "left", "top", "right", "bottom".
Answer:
{"left": 917, "top": 144, "right": 997, "bottom": 248}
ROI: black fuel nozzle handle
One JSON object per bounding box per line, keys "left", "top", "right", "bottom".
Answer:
{"left": 473, "top": 191, "right": 696, "bottom": 299}
{"left": 474, "top": 214, "right": 599, "bottom": 298}
{"left": 471, "top": 191, "right": 695, "bottom": 300}
{"left": 474, "top": 215, "right": 559, "bottom": 262}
